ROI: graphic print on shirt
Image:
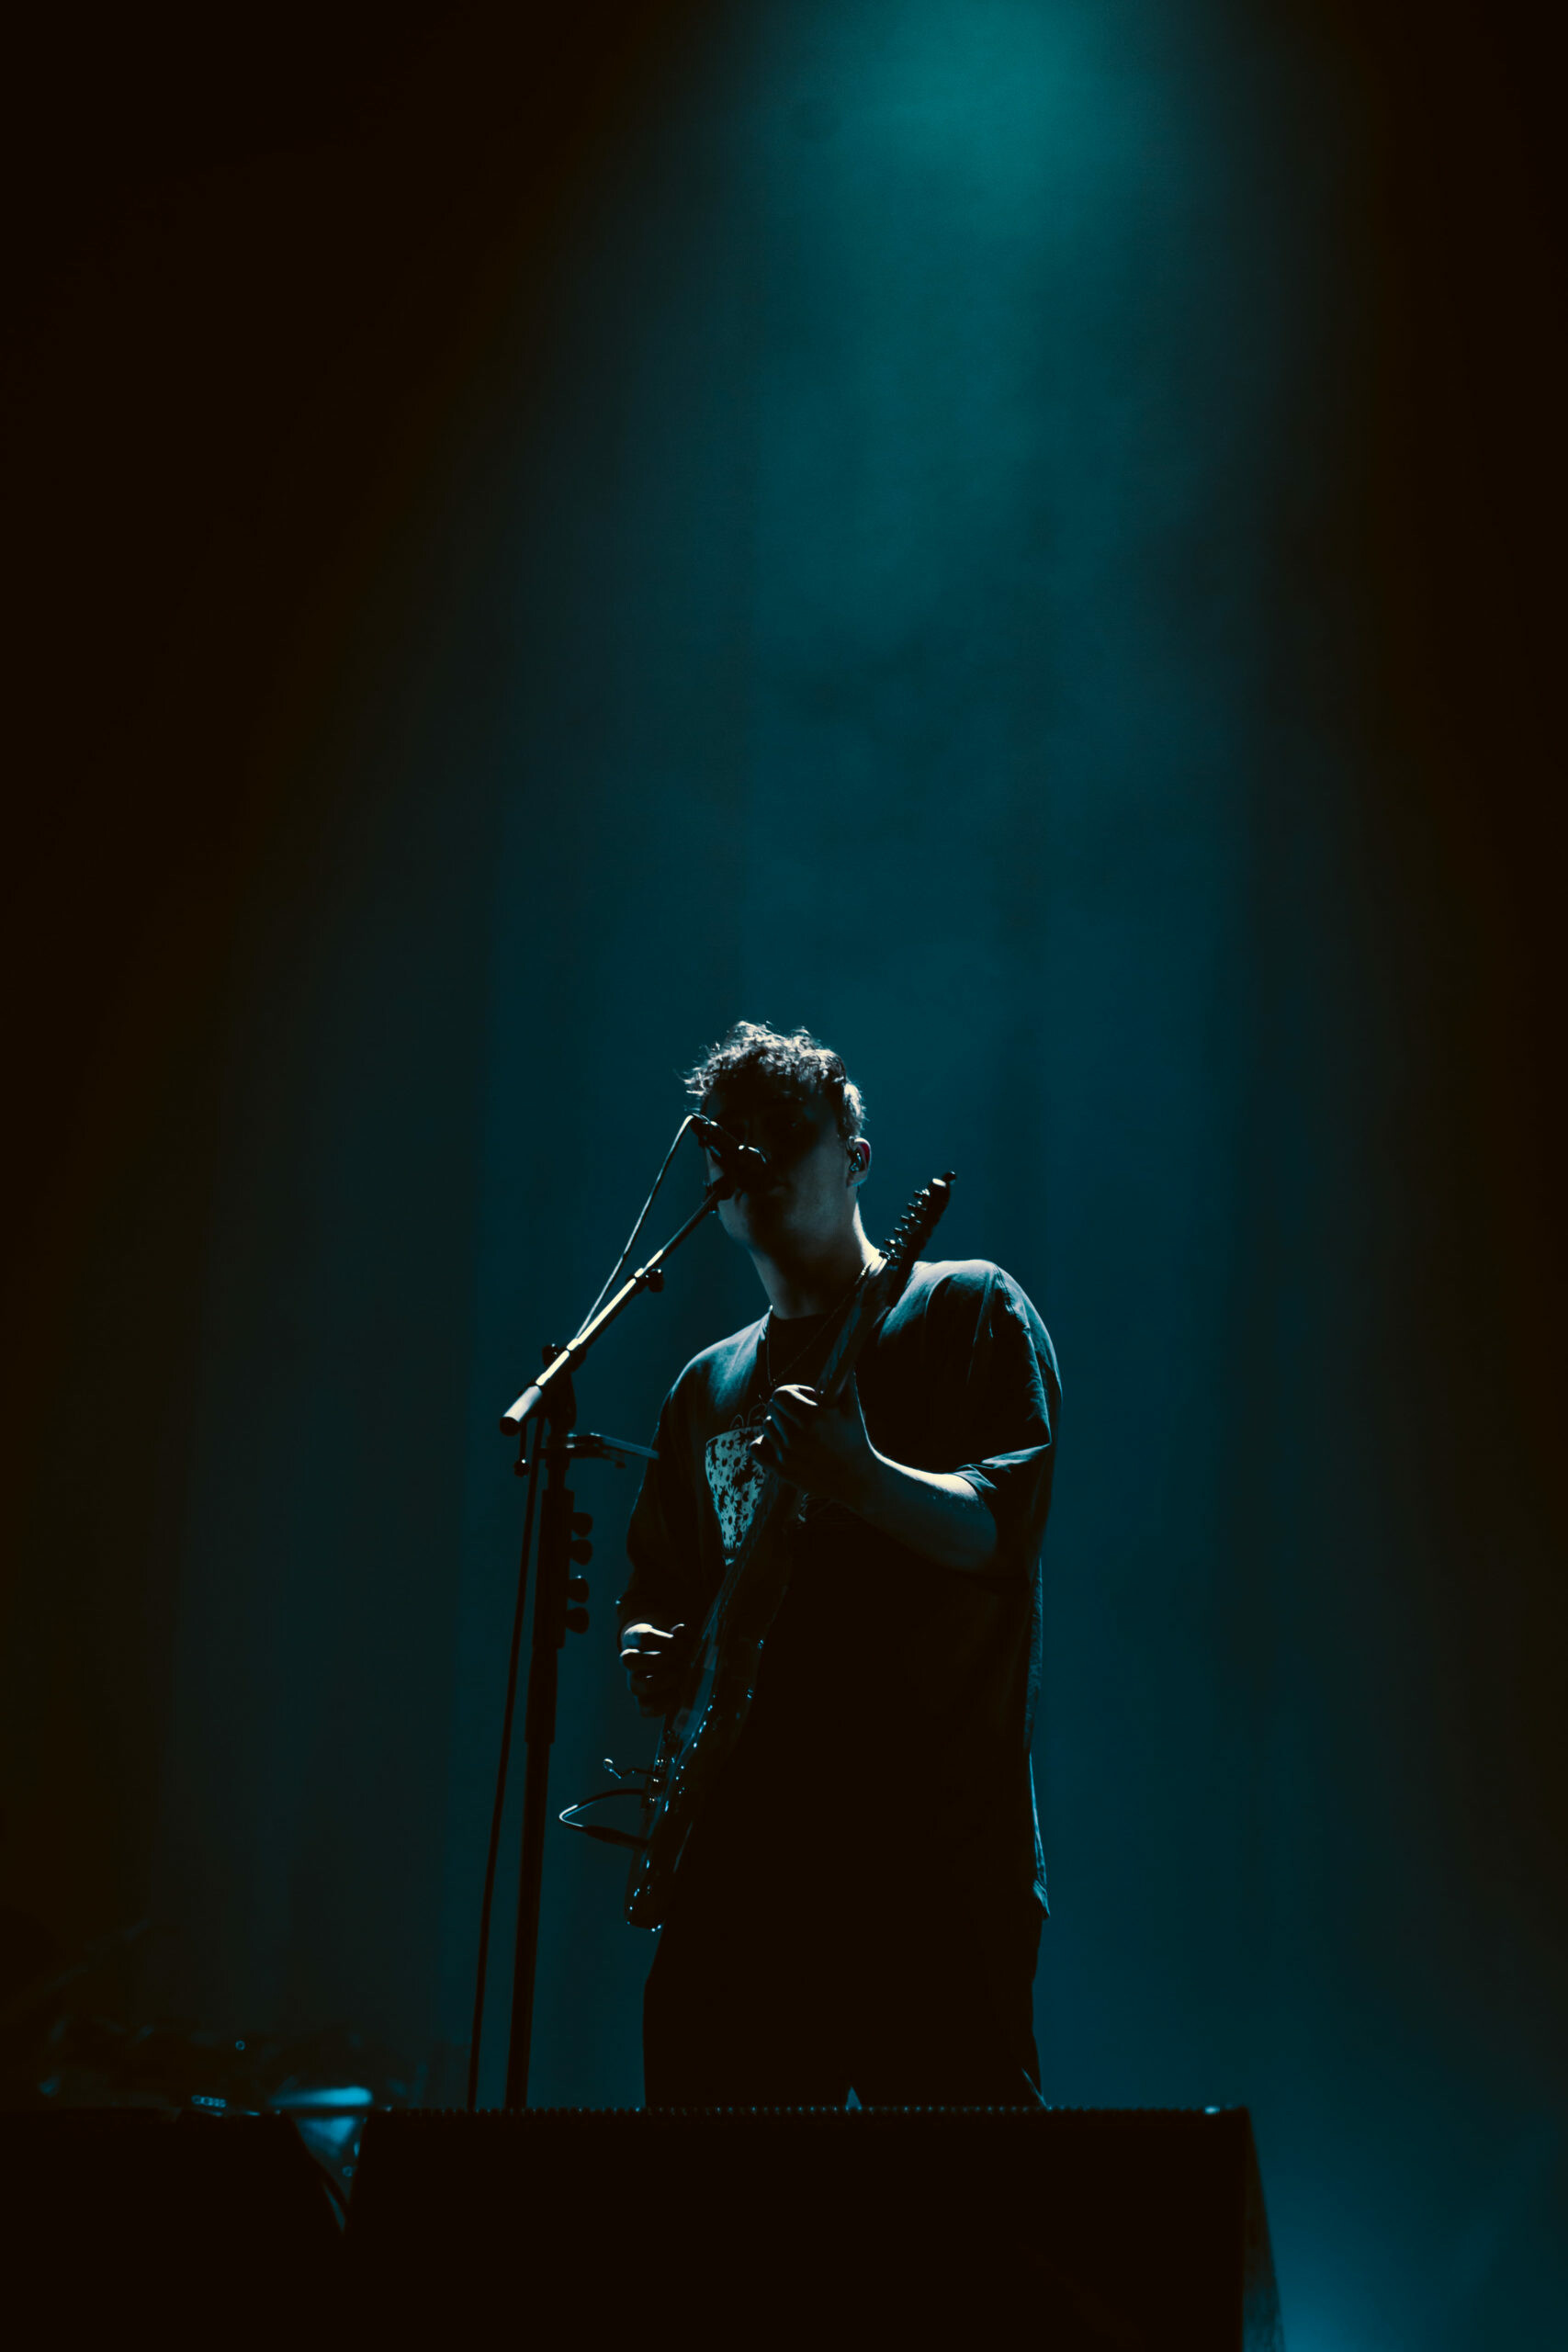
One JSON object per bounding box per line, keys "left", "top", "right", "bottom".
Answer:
{"left": 705, "top": 1428, "right": 768, "bottom": 1563}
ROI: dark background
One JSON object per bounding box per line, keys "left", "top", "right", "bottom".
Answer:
{"left": 1, "top": 1, "right": 1562, "bottom": 2340}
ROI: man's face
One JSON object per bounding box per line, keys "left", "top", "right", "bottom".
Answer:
{"left": 703, "top": 1086, "right": 860, "bottom": 1259}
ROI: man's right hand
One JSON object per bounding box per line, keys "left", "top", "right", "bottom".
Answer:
{"left": 619, "top": 1621, "right": 690, "bottom": 1717}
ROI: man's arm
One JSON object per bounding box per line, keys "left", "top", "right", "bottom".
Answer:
{"left": 750, "top": 1380, "right": 998, "bottom": 1573}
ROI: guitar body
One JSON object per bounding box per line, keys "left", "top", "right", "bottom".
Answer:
{"left": 623, "top": 1474, "right": 804, "bottom": 1928}
{"left": 623, "top": 1173, "right": 953, "bottom": 1930}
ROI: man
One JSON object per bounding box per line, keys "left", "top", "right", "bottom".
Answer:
{"left": 619, "top": 1022, "right": 1059, "bottom": 2107}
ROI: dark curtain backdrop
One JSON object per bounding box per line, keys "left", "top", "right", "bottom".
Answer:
{"left": 2, "top": 3, "right": 1562, "bottom": 2343}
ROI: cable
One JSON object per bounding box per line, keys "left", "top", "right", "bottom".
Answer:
{"left": 467, "top": 1425, "right": 543, "bottom": 2112}
{"left": 570, "top": 1114, "right": 697, "bottom": 1343}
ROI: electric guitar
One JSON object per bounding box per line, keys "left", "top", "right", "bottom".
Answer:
{"left": 623, "top": 1170, "right": 954, "bottom": 1928}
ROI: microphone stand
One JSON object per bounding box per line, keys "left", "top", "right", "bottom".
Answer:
{"left": 497, "top": 1175, "right": 731, "bottom": 1441}
{"left": 491, "top": 1174, "right": 730, "bottom": 2109}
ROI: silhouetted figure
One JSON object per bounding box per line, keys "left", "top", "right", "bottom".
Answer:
{"left": 621, "top": 1023, "right": 1059, "bottom": 2106}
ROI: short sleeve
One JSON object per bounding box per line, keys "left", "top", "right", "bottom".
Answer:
{"left": 951, "top": 1272, "right": 1059, "bottom": 1572}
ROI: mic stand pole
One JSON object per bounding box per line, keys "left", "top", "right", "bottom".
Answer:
{"left": 495, "top": 1175, "right": 729, "bottom": 2109}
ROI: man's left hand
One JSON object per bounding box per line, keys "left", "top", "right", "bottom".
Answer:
{"left": 750, "top": 1376, "right": 879, "bottom": 1507}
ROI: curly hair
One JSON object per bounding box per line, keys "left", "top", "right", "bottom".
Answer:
{"left": 683, "top": 1021, "right": 866, "bottom": 1145}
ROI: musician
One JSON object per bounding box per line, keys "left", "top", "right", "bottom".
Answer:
{"left": 619, "top": 1023, "right": 1059, "bottom": 2107}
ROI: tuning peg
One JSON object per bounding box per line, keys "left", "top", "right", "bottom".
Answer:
{"left": 567, "top": 1577, "right": 589, "bottom": 1603}
{"left": 565, "top": 1606, "right": 590, "bottom": 1634}
{"left": 571, "top": 1511, "right": 592, "bottom": 1535}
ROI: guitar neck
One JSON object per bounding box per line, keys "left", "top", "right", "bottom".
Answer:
{"left": 700, "top": 1173, "right": 953, "bottom": 1655}
{"left": 813, "top": 1255, "right": 891, "bottom": 1406}
{"left": 707, "top": 1259, "right": 897, "bottom": 1645}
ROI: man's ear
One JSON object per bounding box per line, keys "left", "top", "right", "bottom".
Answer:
{"left": 847, "top": 1139, "right": 871, "bottom": 1184}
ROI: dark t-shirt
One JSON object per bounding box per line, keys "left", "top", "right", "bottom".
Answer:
{"left": 619, "top": 1259, "right": 1060, "bottom": 1912}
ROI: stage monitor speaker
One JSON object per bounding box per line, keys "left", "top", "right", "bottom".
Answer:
{"left": 346, "top": 2105, "right": 1282, "bottom": 2348}
{"left": 0, "top": 2109, "right": 343, "bottom": 2334}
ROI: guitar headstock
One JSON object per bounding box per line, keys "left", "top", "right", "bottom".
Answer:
{"left": 879, "top": 1171, "right": 955, "bottom": 1283}
{"left": 816, "top": 1172, "right": 956, "bottom": 1402}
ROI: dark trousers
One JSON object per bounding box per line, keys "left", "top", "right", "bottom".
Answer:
{"left": 643, "top": 1821, "right": 1043, "bottom": 2108}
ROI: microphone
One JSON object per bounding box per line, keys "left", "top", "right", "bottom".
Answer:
{"left": 690, "top": 1114, "right": 772, "bottom": 1190}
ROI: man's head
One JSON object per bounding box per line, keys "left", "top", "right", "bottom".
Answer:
{"left": 684, "top": 1022, "right": 870, "bottom": 1266}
